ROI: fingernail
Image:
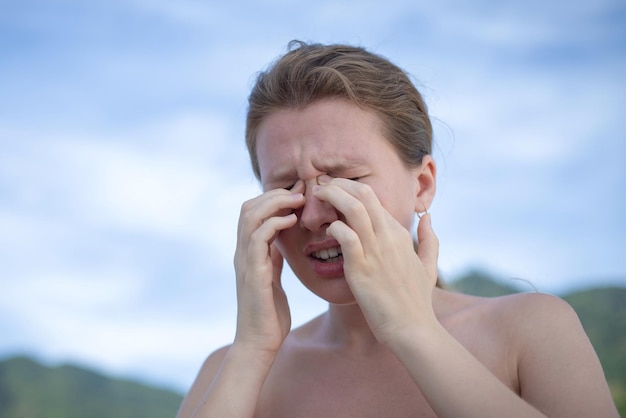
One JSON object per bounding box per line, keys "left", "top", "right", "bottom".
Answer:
{"left": 317, "top": 175, "right": 332, "bottom": 185}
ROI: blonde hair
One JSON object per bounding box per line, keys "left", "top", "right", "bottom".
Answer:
{"left": 245, "top": 40, "right": 432, "bottom": 180}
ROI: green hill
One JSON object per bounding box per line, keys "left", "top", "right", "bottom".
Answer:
{"left": 0, "top": 356, "right": 183, "bottom": 418}
{"left": 447, "top": 269, "right": 522, "bottom": 296}
{"left": 562, "top": 286, "right": 626, "bottom": 414}
{"left": 0, "top": 272, "right": 623, "bottom": 416}
{"left": 449, "top": 271, "right": 626, "bottom": 415}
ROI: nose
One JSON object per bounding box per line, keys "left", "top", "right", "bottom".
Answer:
{"left": 298, "top": 179, "right": 339, "bottom": 232}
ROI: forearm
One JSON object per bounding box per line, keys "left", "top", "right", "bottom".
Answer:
{"left": 189, "top": 344, "right": 275, "bottom": 418}
{"left": 390, "top": 323, "right": 547, "bottom": 418}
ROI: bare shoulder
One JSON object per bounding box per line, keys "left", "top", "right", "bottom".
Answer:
{"left": 176, "top": 345, "right": 231, "bottom": 418}
{"left": 436, "top": 289, "right": 586, "bottom": 362}
{"left": 449, "top": 290, "right": 589, "bottom": 355}
{"left": 485, "top": 291, "right": 578, "bottom": 322}
{"left": 482, "top": 291, "right": 591, "bottom": 367}
{"left": 458, "top": 290, "right": 617, "bottom": 415}
{"left": 480, "top": 291, "right": 585, "bottom": 342}
{"left": 494, "top": 290, "right": 575, "bottom": 316}
{"left": 440, "top": 289, "right": 617, "bottom": 415}
{"left": 437, "top": 286, "right": 573, "bottom": 319}
{"left": 201, "top": 344, "right": 231, "bottom": 372}
{"left": 442, "top": 289, "right": 580, "bottom": 328}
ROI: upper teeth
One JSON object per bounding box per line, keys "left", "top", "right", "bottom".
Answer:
{"left": 313, "top": 247, "right": 342, "bottom": 260}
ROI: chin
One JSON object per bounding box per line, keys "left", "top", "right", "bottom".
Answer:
{"left": 297, "top": 275, "right": 358, "bottom": 305}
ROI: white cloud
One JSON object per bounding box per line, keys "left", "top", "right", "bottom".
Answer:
{"left": 0, "top": 111, "right": 259, "bottom": 389}
{"left": 0, "top": 110, "right": 263, "bottom": 256}
{"left": 1, "top": 0, "right": 624, "bottom": 394}
{"left": 0, "top": 265, "right": 235, "bottom": 390}
{"left": 1, "top": 270, "right": 144, "bottom": 314}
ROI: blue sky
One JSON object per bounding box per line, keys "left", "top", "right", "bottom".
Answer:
{"left": 1, "top": 0, "right": 625, "bottom": 393}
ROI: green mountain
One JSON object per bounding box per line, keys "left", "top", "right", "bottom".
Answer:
{"left": 1, "top": 272, "right": 624, "bottom": 416}
{"left": 0, "top": 356, "right": 183, "bottom": 418}
{"left": 446, "top": 269, "right": 522, "bottom": 296}
{"left": 449, "top": 272, "right": 626, "bottom": 415}
{"left": 562, "top": 286, "right": 626, "bottom": 414}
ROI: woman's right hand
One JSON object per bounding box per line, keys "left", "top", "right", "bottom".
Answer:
{"left": 233, "top": 181, "right": 305, "bottom": 356}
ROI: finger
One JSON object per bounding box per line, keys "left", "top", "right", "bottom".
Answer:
{"left": 245, "top": 213, "right": 297, "bottom": 275}
{"left": 248, "top": 212, "right": 297, "bottom": 251}
{"left": 326, "top": 219, "right": 365, "bottom": 263}
{"left": 318, "top": 177, "right": 385, "bottom": 222}
{"left": 241, "top": 190, "right": 304, "bottom": 227}
{"left": 319, "top": 177, "right": 394, "bottom": 236}
{"left": 234, "top": 189, "right": 302, "bottom": 280}
{"left": 290, "top": 179, "right": 305, "bottom": 194}
{"left": 270, "top": 243, "right": 284, "bottom": 285}
{"left": 312, "top": 181, "right": 377, "bottom": 242}
{"left": 416, "top": 213, "right": 439, "bottom": 279}
{"left": 237, "top": 191, "right": 304, "bottom": 246}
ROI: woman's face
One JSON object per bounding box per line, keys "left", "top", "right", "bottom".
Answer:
{"left": 255, "top": 98, "right": 433, "bottom": 304}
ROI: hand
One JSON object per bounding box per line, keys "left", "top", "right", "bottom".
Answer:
{"left": 312, "top": 177, "right": 439, "bottom": 345}
{"left": 233, "top": 183, "right": 305, "bottom": 354}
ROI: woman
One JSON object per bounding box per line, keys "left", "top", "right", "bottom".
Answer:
{"left": 177, "top": 41, "right": 618, "bottom": 417}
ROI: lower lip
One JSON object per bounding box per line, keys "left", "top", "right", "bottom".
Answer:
{"left": 310, "top": 256, "right": 344, "bottom": 278}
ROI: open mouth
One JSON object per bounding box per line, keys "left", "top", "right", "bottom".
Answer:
{"left": 311, "top": 246, "right": 343, "bottom": 262}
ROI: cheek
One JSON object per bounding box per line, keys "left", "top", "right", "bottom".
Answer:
{"left": 375, "top": 182, "right": 416, "bottom": 229}
{"left": 387, "top": 200, "right": 415, "bottom": 229}
{"left": 275, "top": 226, "right": 299, "bottom": 256}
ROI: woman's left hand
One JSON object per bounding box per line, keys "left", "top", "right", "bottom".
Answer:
{"left": 312, "top": 176, "right": 440, "bottom": 345}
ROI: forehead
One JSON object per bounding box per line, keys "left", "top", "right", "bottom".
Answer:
{"left": 255, "top": 99, "right": 394, "bottom": 186}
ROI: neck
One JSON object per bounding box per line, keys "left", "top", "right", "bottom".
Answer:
{"left": 321, "top": 302, "right": 381, "bottom": 352}
{"left": 318, "top": 288, "right": 450, "bottom": 351}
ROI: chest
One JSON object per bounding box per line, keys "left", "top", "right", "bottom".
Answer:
{"left": 254, "top": 307, "right": 519, "bottom": 417}
{"left": 255, "top": 349, "right": 438, "bottom": 418}
{"left": 256, "top": 342, "right": 517, "bottom": 416}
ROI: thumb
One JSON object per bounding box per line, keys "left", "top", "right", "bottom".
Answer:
{"left": 416, "top": 213, "right": 439, "bottom": 280}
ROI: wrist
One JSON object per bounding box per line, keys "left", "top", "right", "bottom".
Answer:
{"left": 384, "top": 314, "right": 444, "bottom": 358}
{"left": 228, "top": 340, "right": 279, "bottom": 371}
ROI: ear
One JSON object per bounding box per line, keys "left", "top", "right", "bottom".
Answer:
{"left": 413, "top": 155, "right": 436, "bottom": 212}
